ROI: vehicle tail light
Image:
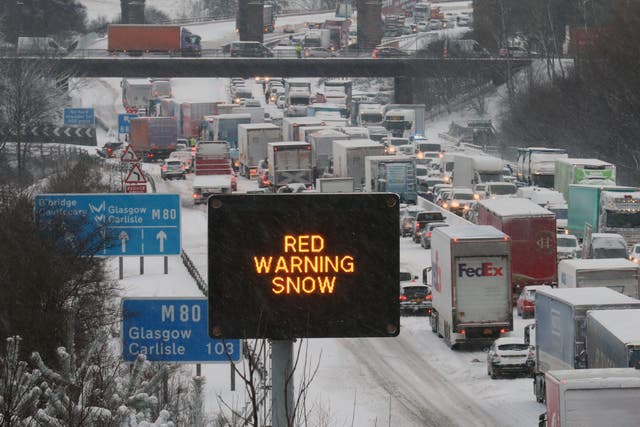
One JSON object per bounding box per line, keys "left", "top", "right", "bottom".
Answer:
{"left": 399, "top": 295, "right": 408, "bottom": 301}
{"left": 193, "top": 193, "right": 201, "bottom": 199}
{"left": 161, "top": 166, "right": 167, "bottom": 171}
{"left": 426, "top": 232, "right": 432, "bottom": 237}
{"left": 425, "top": 295, "right": 432, "bottom": 300}
{"left": 500, "top": 328, "right": 508, "bottom": 334}
{"left": 458, "top": 329, "right": 465, "bottom": 335}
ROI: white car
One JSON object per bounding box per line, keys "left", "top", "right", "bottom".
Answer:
{"left": 557, "top": 234, "right": 580, "bottom": 261}
{"left": 630, "top": 244, "right": 640, "bottom": 264}
{"left": 487, "top": 337, "right": 535, "bottom": 379}
{"left": 276, "top": 95, "right": 286, "bottom": 109}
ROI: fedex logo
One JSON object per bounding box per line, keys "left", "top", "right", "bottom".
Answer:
{"left": 458, "top": 263, "right": 503, "bottom": 278}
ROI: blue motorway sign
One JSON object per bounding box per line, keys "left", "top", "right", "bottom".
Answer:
{"left": 34, "top": 194, "right": 180, "bottom": 256}
{"left": 122, "top": 298, "right": 241, "bottom": 363}
{"left": 64, "top": 108, "right": 95, "bottom": 126}
{"left": 118, "top": 114, "right": 138, "bottom": 134}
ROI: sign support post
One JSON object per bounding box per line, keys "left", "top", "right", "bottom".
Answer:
{"left": 140, "top": 256, "right": 144, "bottom": 275}
{"left": 119, "top": 257, "right": 123, "bottom": 280}
{"left": 272, "top": 340, "right": 294, "bottom": 427}
{"left": 164, "top": 256, "right": 168, "bottom": 274}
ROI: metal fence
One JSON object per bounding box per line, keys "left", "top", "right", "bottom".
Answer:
{"left": 181, "top": 249, "right": 208, "bottom": 297}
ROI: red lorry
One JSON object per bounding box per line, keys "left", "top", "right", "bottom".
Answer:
{"left": 323, "top": 19, "right": 350, "bottom": 50}
{"left": 129, "top": 117, "right": 178, "bottom": 162}
{"left": 476, "top": 198, "right": 557, "bottom": 300}
{"left": 181, "top": 102, "right": 219, "bottom": 139}
{"left": 192, "top": 141, "right": 236, "bottom": 204}
{"left": 107, "top": 24, "right": 202, "bottom": 56}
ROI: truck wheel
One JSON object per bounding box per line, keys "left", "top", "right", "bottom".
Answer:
{"left": 430, "top": 312, "right": 438, "bottom": 333}
{"left": 491, "top": 368, "right": 498, "bottom": 380}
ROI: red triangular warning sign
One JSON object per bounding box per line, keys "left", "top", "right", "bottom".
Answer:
{"left": 125, "top": 163, "right": 147, "bottom": 184}
{"left": 120, "top": 145, "right": 140, "bottom": 163}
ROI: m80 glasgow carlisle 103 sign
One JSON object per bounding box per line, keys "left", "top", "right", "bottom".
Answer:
{"left": 208, "top": 194, "right": 400, "bottom": 340}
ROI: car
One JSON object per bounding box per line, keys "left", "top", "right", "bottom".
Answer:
{"left": 484, "top": 182, "right": 518, "bottom": 199}
{"left": 516, "top": 285, "right": 551, "bottom": 318}
{"left": 412, "top": 210, "right": 445, "bottom": 243}
{"left": 435, "top": 188, "right": 452, "bottom": 208}
{"left": 303, "top": 47, "right": 334, "bottom": 58}
{"left": 416, "top": 21, "right": 429, "bottom": 32}
{"left": 372, "top": 47, "right": 410, "bottom": 58}
{"left": 160, "top": 159, "right": 186, "bottom": 180}
{"left": 557, "top": 233, "right": 580, "bottom": 261}
{"left": 229, "top": 41, "right": 273, "bottom": 57}
{"left": 276, "top": 95, "right": 286, "bottom": 109}
{"left": 487, "top": 337, "right": 535, "bottom": 379}
{"left": 457, "top": 16, "right": 471, "bottom": 27}
{"left": 399, "top": 272, "right": 432, "bottom": 316}
{"left": 98, "top": 142, "right": 124, "bottom": 158}
{"left": 420, "top": 222, "right": 449, "bottom": 249}
{"left": 586, "top": 233, "right": 628, "bottom": 259}
{"left": 428, "top": 20, "right": 443, "bottom": 31}
{"left": 630, "top": 244, "right": 640, "bottom": 264}
{"left": 283, "top": 24, "right": 296, "bottom": 33}
{"left": 254, "top": 76, "right": 271, "bottom": 84}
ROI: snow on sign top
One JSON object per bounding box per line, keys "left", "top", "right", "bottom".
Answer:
{"left": 479, "top": 198, "right": 554, "bottom": 217}
{"left": 560, "top": 258, "right": 639, "bottom": 271}
{"left": 588, "top": 309, "right": 640, "bottom": 344}
{"left": 536, "top": 287, "right": 640, "bottom": 306}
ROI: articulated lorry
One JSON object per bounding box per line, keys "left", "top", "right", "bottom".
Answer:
{"left": 121, "top": 78, "right": 152, "bottom": 115}
{"left": 558, "top": 258, "right": 640, "bottom": 299}
{"left": 192, "top": 141, "right": 235, "bottom": 204}
{"left": 554, "top": 158, "right": 616, "bottom": 199}
{"left": 539, "top": 368, "right": 640, "bottom": 427}
{"left": 567, "top": 184, "right": 640, "bottom": 244}
{"left": 516, "top": 147, "right": 568, "bottom": 187}
{"left": 430, "top": 225, "right": 513, "bottom": 348}
{"left": 107, "top": 24, "right": 202, "bottom": 56}
{"left": 364, "top": 155, "right": 417, "bottom": 204}
{"left": 453, "top": 154, "right": 504, "bottom": 188}
{"left": 201, "top": 114, "right": 252, "bottom": 166}
{"left": 332, "top": 139, "right": 385, "bottom": 190}
{"left": 267, "top": 142, "right": 313, "bottom": 190}
{"left": 129, "top": 116, "right": 177, "bottom": 161}
{"left": 308, "top": 129, "right": 349, "bottom": 176}
{"left": 180, "top": 102, "right": 218, "bottom": 139}
{"left": 285, "top": 80, "right": 312, "bottom": 117}
{"left": 586, "top": 309, "right": 640, "bottom": 369}
{"left": 237, "top": 123, "right": 281, "bottom": 178}
{"left": 382, "top": 104, "right": 426, "bottom": 138}
{"left": 532, "top": 287, "right": 640, "bottom": 403}
{"left": 476, "top": 198, "right": 557, "bottom": 299}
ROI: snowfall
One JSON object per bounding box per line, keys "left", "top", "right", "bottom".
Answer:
{"left": 67, "top": 1, "right": 544, "bottom": 426}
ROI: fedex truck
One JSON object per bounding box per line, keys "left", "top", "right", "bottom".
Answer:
{"left": 430, "top": 225, "right": 513, "bottom": 349}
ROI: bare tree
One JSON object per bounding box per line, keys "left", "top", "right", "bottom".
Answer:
{"left": 0, "top": 58, "right": 69, "bottom": 179}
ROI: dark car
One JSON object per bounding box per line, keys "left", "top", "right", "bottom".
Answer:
{"left": 372, "top": 47, "right": 410, "bottom": 58}
{"left": 98, "top": 142, "right": 124, "bottom": 158}
{"left": 229, "top": 41, "right": 273, "bottom": 57}
{"left": 399, "top": 272, "right": 432, "bottom": 316}
{"left": 412, "top": 211, "right": 445, "bottom": 243}
{"left": 420, "top": 222, "right": 449, "bottom": 249}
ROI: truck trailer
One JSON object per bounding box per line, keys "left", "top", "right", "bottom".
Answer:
{"left": 237, "top": 123, "right": 281, "bottom": 178}
{"left": 558, "top": 258, "right": 640, "bottom": 299}
{"left": 308, "top": 129, "right": 349, "bottom": 175}
{"left": 316, "top": 177, "right": 354, "bottom": 193}
{"left": 332, "top": 139, "right": 385, "bottom": 190}
{"left": 192, "top": 141, "right": 234, "bottom": 204}
{"left": 129, "top": 116, "right": 178, "bottom": 161}
{"left": 532, "top": 287, "right": 640, "bottom": 402}
{"left": 586, "top": 309, "right": 640, "bottom": 369}
{"left": 516, "top": 147, "right": 568, "bottom": 187}
{"left": 430, "top": 225, "right": 513, "bottom": 348}
{"left": 554, "top": 158, "right": 616, "bottom": 199}
{"left": 540, "top": 368, "right": 640, "bottom": 427}
{"left": 364, "top": 155, "right": 417, "bottom": 204}
{"left": 476, "top": 198, "right": 557, "bottom": 299}
{"left": 567, "top": 184, "right": 640, "bottom": 244}
{"left": 267, "top": 142, "right": 313, "bottom": 190}
{"left": 107, "top": 24, "right": 202, "bottom": 56}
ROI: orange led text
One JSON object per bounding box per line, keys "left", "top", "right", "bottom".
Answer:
{"left": 253, "top": 234, "right": 355, "bottom": 295}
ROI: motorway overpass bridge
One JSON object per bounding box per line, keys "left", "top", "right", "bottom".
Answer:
{"left": 13, "top": 56, "right": 532, "bottom": 103}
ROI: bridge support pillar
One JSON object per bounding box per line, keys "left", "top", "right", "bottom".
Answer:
{"left": 237, "top": 0, "right": 264, "bottom": 43}
{"left": 356, "top": 0, "right": 383, "bottom": 50}
{"left": 394, "top": 77, "right": 414, "bottom": 104}
{"left": 121, "top": 0, "right": 145, "bottom": 24}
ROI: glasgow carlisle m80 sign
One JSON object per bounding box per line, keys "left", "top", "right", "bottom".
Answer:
{"left": 208, "top": 194, "right": 400, "bottom": 340}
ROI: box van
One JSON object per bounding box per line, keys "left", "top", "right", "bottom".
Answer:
{"left": 586, "top": 233, "right": 628, "bottom": 259}
{"left": 229, "top": 41, "right": 273, "bottom": 57}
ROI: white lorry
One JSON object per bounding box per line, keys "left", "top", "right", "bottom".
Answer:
{"left": 267, "top": 141, "right": 313, "bottom": 190}
{"left": 557, "top": 258, "right": 640, "bottom": 299}
{"left": 539, "top": 369, "right": 640, "bottom": 427}
{"left": 516, "top": 186, "right": 568, "bottom": 232}
{"left": 357, "top": 103, "right": 384, "bottom": 126}
{"left": 281, "top": 117, "right": 326, "bottom": 141}
{"left": 303, "top": 29, "right": 331, "bottom": 48}
{"left": 284, "top": 80, "right": 312, "bottom": 117}
{"left": 430, "top": 225, "right": 513, "bottom": 348}
{"left": 382, "top": 104, "right": 426, "bottom": 137}
{"left": 237, "top": 123, "right": 281, "bottom": 178}
{"left": 453, "top": 154, "right": 504, "bottom": 188}
{"left": 516, "top": 147, "right": 568, "bottom": 187}
{"left": 332, "top": 139, "right": 385, "bottom": 190}
{"left": 308, "top": 129, "right": 349, "bottom": 175}
{"left": 316, "top": 177, "right": 354, "bottom": 192}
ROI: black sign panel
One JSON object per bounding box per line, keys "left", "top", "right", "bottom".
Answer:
{"left": 208, "top": 193, "right": 400, "bottom": 340}
{"left": 0, "top": 126, "right": 97, "bottom": 146}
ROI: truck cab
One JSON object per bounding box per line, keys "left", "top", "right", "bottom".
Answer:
{"left": 383, "top": 109, "right": 415, "bottom": 138}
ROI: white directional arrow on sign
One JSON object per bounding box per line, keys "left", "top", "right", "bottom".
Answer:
{"left": 156, "top": 230, "right": 167, "bottom": 253}
{"left": 119, "top": 231, "right": 129, "bottom": 253}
